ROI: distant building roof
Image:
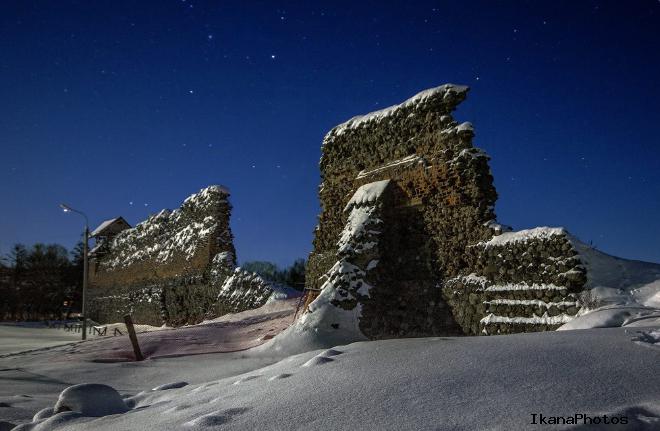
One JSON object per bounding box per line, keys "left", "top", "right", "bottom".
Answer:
{"left": 91, "top": 217, "right": 131, "bottom": 238}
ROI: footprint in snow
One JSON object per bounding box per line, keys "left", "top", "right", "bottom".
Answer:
{"left": 268, "top": 373, "right": 292, "bottom": 381}
{"left": 153, "top": 381, "right": 188, "bottom": 391}
{"left": 164, "top": 404, "right": 193, "bottom": 414}
{"left": 183, "top": 407, "right": 250, "bottom": 427}
{"left": 631, "top": 329, "right": 660, "bottom": 351}
{"left": 320, "top": 348, "right": 343, "bottom": 357}
{"left": 302, "top": 356, "right": 334, "bottom": 367}
{"left": 232, "top": 375, "right": 261, "bottom": 385}
{"left": 190, "top": 386, "right": 207, "bottom": 393}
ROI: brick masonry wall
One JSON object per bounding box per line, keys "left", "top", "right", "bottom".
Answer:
{"left": 87, "top": 186, "right": 271, "bottom": 326}
{"left": 307, "top": 84, "right": 498, "bottom": 338}
{"left": 310, "top": 85, "right": 498, "bottom": 292}
{"left": 307, "top": 85, "right": 590, "bottom": 338}
{"left": 443, "top": 229, "right": 587, "bottom": 335}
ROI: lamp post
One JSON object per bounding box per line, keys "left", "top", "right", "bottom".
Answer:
{"left": 60, "top": 203, "right": 89, "bottom": 340}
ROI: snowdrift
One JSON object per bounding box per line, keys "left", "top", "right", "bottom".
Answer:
{"left": 10, "top": 327, "right": 660, "bottom": 430}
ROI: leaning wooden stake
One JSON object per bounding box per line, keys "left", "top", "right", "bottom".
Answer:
{"left": 123, "top": 314, "right": 144, "bottom": 361}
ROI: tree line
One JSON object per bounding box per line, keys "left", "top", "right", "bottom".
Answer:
{"left": 0, "top": 244, "right": 308, "bottom": 321}
{"left": 241, "top": 258, "right": 306, "bottom": 290}
{"left": 0, "top": 243, "right": 83, "bottom": 321}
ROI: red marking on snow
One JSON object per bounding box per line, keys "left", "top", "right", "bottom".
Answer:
{"left": 62, "top": 299, "right": 299, "bottom": 362}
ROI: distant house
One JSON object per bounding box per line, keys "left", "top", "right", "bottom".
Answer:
{"left": 89, "top": 217, "right": 131, "bottom": 256}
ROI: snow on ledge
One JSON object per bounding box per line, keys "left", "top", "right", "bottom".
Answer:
{"left": 485, "top": 282, "right": 566, "bottom": 292}
{"left": 344, "top": 180, "right": 390, "bottom": 211}
{"left": 485, "top": 299, "right": 578, "bottom": 308}
{"left": 481, "top": 313, "right": 574, "bottom": 325}
{"left": 356, "top": 155, "right": 424, "bottom": 179}
{"left": 328, "top": 84, "right": 469, "bottom": 137}
{"left": 481, "top": 227, "right": 567, "bottom": 247}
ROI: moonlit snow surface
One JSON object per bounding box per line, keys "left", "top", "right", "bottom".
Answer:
{"left": 4, "top": 326, "right": 660, "bottom": 430}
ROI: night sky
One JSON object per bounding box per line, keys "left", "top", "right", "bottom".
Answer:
{"left": 2, "top": 1, "right": 659, "bottom": 267}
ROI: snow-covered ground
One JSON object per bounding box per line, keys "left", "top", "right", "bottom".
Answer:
{"left": 557, "top": 235, "right": 660, "bottom": 331}
{"left": 2, "top": 237, "right": 659, "bottom": 430}
{"left": 2, "top": 325, "right": 659, "bottom": 430}
{"left": 0, "top": 325, "right": 83, "bottom": 356}
{"left": 0, "top": 299, "right": 301, "bottom": 426}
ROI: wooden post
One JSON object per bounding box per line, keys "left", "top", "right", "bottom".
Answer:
{"left": 123, "top": 315, "right": 144, "bottom": 361}
{"left": 292, "top": 291, "right": 307, "bottom": 323}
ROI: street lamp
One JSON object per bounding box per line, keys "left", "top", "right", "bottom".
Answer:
{"left": 60, "top": 203, "right": 89, "bottom": 340}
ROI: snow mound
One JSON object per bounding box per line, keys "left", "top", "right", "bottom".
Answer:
{"left": 558, "top": 306, "right": 660, "bottom": 330}
{"left": 557, "top": 234, "right": 660, "bottom": 331}
{"left": 256, "top": 284, "right": 366, "bottom": 357}
{"left": 53, "top": 384, "right": 128, "bottom": 417}
{"left": 12, "top": 412, "right": 83, "bottom": 431}
{"left": 32, "top": 408, "right": 54, "bottom": 422}
{"left": 633, "top": 280, "right": 660, "bottom": 308}
{"left": 12, "top": 328, "right": 660, "bottom": 431}
{"left": 569, "top": 237, "right": 660, "bottom": 302}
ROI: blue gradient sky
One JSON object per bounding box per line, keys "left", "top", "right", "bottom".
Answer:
{"left": 1, "top": 1, "right": 659, "bottom": 266}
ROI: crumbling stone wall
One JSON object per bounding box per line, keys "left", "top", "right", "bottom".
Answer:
{"left": 320, "top": 179, "right": 463, "bottom": 338}
{"left": 308, "top": 84, "right": 590, "bottom": 338}
{"left": 308, "top": 84, "right": 497, "bottom": 338}
{"left": 306, "top": 180, "right": 388, "bottom": 337}
{"left": 88, "top": 186, "right": 272, "bottom": 326}
{"left": 208, "top": 266, "right": 273, "bottom": 318}
{"left": 443, "top": 228, "right": 586, "bottom": 335}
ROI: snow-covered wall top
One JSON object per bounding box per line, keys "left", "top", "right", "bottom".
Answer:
{"left": 87, "top": 185, "right": 260, "bottom": 326}
{"left": 325, "top": 84, "right": 468, "bottom": 140}
{"left": 98, "top": 186, "right": 232, "bottom": 270}
{"left": 90, "top": 185, "right": 236, "bottom": 290}
{"left": 480, "top": 227, "right": 567, "bottom": 247}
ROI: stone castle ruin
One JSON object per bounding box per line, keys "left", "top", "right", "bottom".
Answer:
{"left": 87, "top": 84, "right": 656, "bottom": 338}
{"left": 88, "top": 186, "right": 272, "bottom": 326}
{"left": 306, "top": 84, "right": 592, "bottom": 337}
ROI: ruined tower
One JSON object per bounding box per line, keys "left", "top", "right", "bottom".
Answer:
{"left": 307, "top": 84, "right": 499, "bottom": 338}
{"left": 305, "top": 84, "right": 589, "bottom": 338}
